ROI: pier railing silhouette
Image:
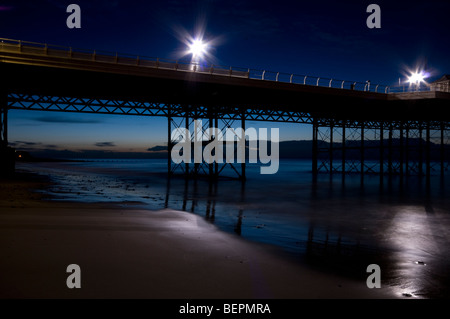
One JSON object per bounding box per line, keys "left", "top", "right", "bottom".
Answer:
{"left": 0, "top": 38, "right": 391, "bottom": 92}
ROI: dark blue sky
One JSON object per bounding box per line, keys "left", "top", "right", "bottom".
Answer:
{"left": 2, "top": 0, "right": 449, "bottom": 155}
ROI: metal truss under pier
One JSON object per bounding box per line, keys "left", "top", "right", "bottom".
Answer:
{"left": 168, "top": 109, "right": 246, "bottom": 180}
{"left": 312, "top": 119, "right": 450, "bottom": 180}
{"left": 3, "top": 93, "right": 450, "bottom": 180}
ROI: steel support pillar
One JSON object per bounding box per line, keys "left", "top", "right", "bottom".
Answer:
{"left": 167, "top": 116, "right": 172, "bottom": 176}
{"left": 185, "top": 111, "right": 190, "bottom": 176}
{"left": 193, "top": 114, "right": 200, "bottom": 176}
{"left": 419, "top": 126, "right": 423, "bottom": 176}
{"left": 241, "top": 110, "right": 246, "bottom": 181}
{"left": 0, "top": 90, "right": 15, "bottom": 176}
{"left": 329, "top": 122, "right": 334, "bottom": 174}
{"left": 426, "top": 122, "right": 431, "bottom": 182}
{"left": 0, "top": 91, "right": 7, "bottom": 147}
{"left": 441, "top": 122, "right": 445, "bottom": 177}
{"left": 312, "top": 119, "right": 318, "bottom": 176}
{"left": 215, "top": 116, "right": 219, "bottom": 179}
{"left": 209, "top": 113, "right": 214, "bottom": 178}
{"left": 388, "top": 124, "right": 393, "bottom": 175}
{"left": 216, "top": 114, "right": 246, "bottom": 180}
{"left": 444, "top": 126, "right": 450, "bottom": 173}
{"left": 168, "top": 115, "right": 189, "bottom": 176}
{"left": 379, "top": 124, "right": 384, "bottom": 177}
{"left": 399, "top": 123, "right": 404, "bottom": 177}
{"left": 361, "top": 123, "right": 365, "bottom": 176}
{"left": 342, "top": 124, "right": 346, "bottom": 175}
{"left": 405, "top": 127, "right": 409, "bottom": 176}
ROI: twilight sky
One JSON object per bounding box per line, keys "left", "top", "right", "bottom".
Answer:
{"left": 1, "top": 0, "right": 449, "bottom": 157}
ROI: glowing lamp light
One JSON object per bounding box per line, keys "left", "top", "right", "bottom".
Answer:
{"left": 188, "top": 39, "right": 207, "bottom": 59}
{"left": 407, "top": 71, "right": 426, "bottom": 85}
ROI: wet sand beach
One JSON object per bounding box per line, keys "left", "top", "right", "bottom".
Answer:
{"left": 0, "top": 170, "right": 396, "bottom": 299}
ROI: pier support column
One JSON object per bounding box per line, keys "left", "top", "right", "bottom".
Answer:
{"left": 167, "top": 115, "right": 191, "bottom": 177}
{"left": 215, "top": 116, "right": 219, "bottom": 178}
{"left": 0, "top": 90, "right": 15, "bottom": 176}
{"left": 405, "top": 127, "right": 409, "bottom": 176}
{"left": 342, "top": 122, "right": 346, "bottom": 175}
{"left": 193, "top": 116, "right": 200, "bottom": 177}
{"left": 312, "top": 119, "right": 318, "bottom": 176}
{"left": 0, "top": 91, "right": 7, "bottom": 147}
{"left": 419, "top": 125, "right": 424, "bottom": 176}
{"left": 185, "top": 110, "right": 191, "bottom": 177}
{"left": 210, "top": 113, "right": 220, "bottom": 179}
{"left": 426, "top": 122, "right": 431, "bottom": 183}
{"left": 361, "top": 123, "right": 365, "bottom": 175}
{"left": 379, "top": 124, "right": 384, "bottom": 178}
{"left": 329, "top": 121, "right": 334, "bottom": 174}
{"left": 441, "top": 122, "right": 445, "bottom": 177}
{"left": 167, "top": 116, "right": 172, "bottom": 176}
{"left": 208, "top": 112, "right": 214, "bottom": 178}
{"left": 388, "top": 124, "right": 393, "bottom": 175}
{"left": 241, "top": 110, "right": 246, "bottom": 181}
{"left": 399, "top": 122, "right": 404, "bottom": 177}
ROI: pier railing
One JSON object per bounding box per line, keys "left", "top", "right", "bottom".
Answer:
{"left": 387, "top": 84, "right": 434, "bottom": 93}
{"left": 1, "top": 38, "right": 395, "bottom": 93}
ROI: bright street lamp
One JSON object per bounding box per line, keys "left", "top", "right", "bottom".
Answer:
{"left": 188, "top": 38, "right": 207, "bottom": 60}
{"left": 407, "top": 71, "right": 426, "bottom": 86}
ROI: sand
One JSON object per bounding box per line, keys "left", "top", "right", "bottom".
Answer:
{"left": 0, "top": 171, "right": 398, "bottom": 299}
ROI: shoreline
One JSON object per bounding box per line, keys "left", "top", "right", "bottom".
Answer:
{"left": 0, "top": 170, "right": 398, "bottom": 299}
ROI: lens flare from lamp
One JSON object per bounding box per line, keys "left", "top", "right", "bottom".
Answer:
{"left": 188, "top": 39, "right": 207, "bottom": 59}
{"left": 170, "top": 23, "right": 222, "bottom": 65}
{"left": 407, "top": 71, "right": 426, "bottom": 85}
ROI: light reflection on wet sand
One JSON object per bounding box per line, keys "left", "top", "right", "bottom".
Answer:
{"left": 18, "top": 159, "right": 450, "bottom": 298}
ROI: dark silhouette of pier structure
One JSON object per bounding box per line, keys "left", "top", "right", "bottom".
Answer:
{"left": 1, "top": 38, "right": 450, "bottom": 180}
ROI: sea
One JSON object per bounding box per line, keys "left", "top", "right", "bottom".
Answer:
{"left": 17, "top": 158, "right": 450, "bottom": 298}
